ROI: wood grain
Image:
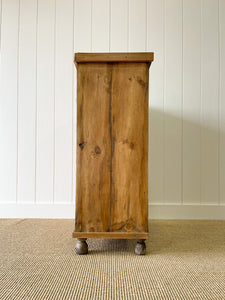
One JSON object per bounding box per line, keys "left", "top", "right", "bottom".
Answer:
{"left": 74, "top": 54, "right": 152, "bottom": 240}
{"left": 75, "top": 52, "right": 154, "bottom": 63}
{"left": 111, "top": 63, "right": 149, "bottom": 233}
{"left": 73, "top": 231, "right": 148, "bottom": 239}
{"left": 75, "top": 63, "right": 112, "bottom": 232}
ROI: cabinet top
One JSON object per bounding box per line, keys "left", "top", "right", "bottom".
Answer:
{"left": 74, "top": 52, "right": 154, "bottom": 63}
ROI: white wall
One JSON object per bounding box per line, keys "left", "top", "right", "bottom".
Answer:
{"left": 0, "top": 0, "right": 225, "bottom": 219}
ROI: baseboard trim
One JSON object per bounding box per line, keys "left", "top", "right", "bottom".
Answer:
{"left": 149, "top": 203, "right": 225, "bottom": 220}
{"left": 0, "top": 203, "right": 75, "bottom": 218}
{"left": 0, "top": 203, "right": 225, "bottom": 219}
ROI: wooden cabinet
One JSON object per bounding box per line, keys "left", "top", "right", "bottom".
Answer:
{"left": 73, "top": 53, "right": 154, "bottom": 255}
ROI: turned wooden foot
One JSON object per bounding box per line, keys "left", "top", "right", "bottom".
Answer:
{"left": 135, "top": 239, "right": 146, "bottom": 255}
{"left": 75, "top": 238, "right": 88, "bottom": 255}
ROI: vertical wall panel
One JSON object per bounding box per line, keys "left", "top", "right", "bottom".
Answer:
{"left": 0, "top": 0, "right": 19, "bottom": 203}
{"left": 92, "top": 0, "right": 110, "bottom": 51}
{"left": 164, "top": 0, "right": 182, "bottom": 204}
{"left": 129, "top": 0, "right": 146, "bottom": 51}
{"left": 0, "top": 0, "right": 1, "bottom": 43}
{"left": 182, "top": 0, "right": 201, "bottom": 204}
{"left": 147, "top": 0, "right": 164, "bottom": 204}
{"left": 36, "top": 0, "right": 55, "bottom": 204}
{"left": 54, "top": 0, "right": 73, "bottom": 203}
{"left": 219, "top": 0, "right": 225, "bottom": 204}
{"left": 17, "top": 0, "right": 37, "bottom": 203}
{"left": 201, "top": 0, "right": 219, "bottom": 204}
{"left": 110, "top": 0, "right": 128, "bottom": 51}
{"left": 74, "top": 0, "right": 92, "bottom": 52}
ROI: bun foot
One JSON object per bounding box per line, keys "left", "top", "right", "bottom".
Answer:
{"left": 75, "top": 238, "right": 88, "bottom": 255}
{"left": 135, "top": 239, "right": 146, "bottom": 255}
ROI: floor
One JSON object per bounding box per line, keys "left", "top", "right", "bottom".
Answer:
{"left": 0, "top": 219, "right": 225, "bottom": 299}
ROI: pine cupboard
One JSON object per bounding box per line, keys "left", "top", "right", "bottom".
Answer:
{"left": 72, "top": 53, "right": 154, "bottom": 255}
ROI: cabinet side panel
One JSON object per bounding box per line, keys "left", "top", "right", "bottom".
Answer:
{"left": 75, "top": 63, "right": 111, "bottom": 232}
{"left": 111, "top": 63, "right": 149, "bottom": 233}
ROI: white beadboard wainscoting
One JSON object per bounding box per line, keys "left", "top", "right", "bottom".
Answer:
{"left": 0, "top": 0, "right": 225, "bottom": 219}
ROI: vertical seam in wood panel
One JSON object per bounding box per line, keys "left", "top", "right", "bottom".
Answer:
{"left": 218, "top": 0, "right": 221, "bottom": 205}
{"left": 109, "top": 0, "right": 111, "bottom": 52}
{"left": 181, "top": 0, "right": 184, "bottom": 205}
{"left": 91, "top": 0, "right": 93, "bottom": 51}
{"left": 109, "top": 64, "right": 113, "bottom": 231}
{"left": 34, "top": 0, "right": 38, "bottom": 204}
{"left": 127, "top": 0, "right": 129, "bottom": 51}
{"left": 163, "top": 0, "right": 165, "bottom": 204}
{"left": 16, "top": 0, "right": 21, "bottom": 204}
{"left": 72, "top": 0, "right": 75, "bottom": 203}
{"left": 53, "top": 0, "right": 56, "bottom": 204}
{"left": 200, "top": 0, "right": 203, "bottom": 205}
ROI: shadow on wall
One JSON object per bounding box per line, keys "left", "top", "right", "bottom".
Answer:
{"left": 148, "top": 108, "right": 223, "bottom": 205}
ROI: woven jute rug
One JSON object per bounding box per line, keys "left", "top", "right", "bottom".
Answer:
{"left": 0, "top": 219, "right": 224, "bottom": 299}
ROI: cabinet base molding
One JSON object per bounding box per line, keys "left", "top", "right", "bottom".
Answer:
{"left": 73, "top": 231, "right": 148, "bottom": 240}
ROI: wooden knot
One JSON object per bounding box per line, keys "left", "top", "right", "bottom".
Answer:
{"left": 79, "top": 142, "right": 85, "bottom": 149}
{"left": 95, "top": 146, "right": 101, "bottom": 154}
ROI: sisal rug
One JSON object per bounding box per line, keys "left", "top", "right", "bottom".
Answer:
{"left": 0, "top": 219, "right": 224, "bottom": 299}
